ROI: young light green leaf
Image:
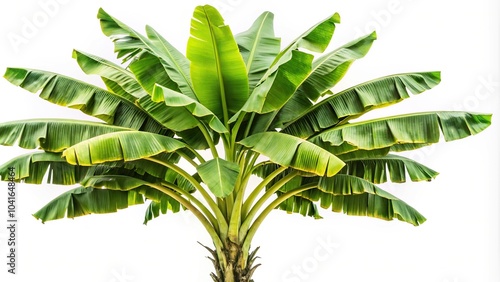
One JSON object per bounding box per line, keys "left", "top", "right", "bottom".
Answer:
{"left": 187, "top": 5, "right": 249, "bottom": 123}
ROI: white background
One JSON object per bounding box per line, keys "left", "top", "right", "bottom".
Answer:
{"left": 0, "top": 0, "right": 498, "bottom": 281}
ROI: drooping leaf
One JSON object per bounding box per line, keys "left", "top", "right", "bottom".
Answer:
{"left": 336, "top": 145, "right": 438, "bottom": 161}
{"left": 239, "top": 132, "right": 345, "bottom": 177}
{"left": 81, "top": 175, "right": 153, "bottom": 191}
{"left": 300, "top": 174, "right": 426, "bottom": 226}
{"left": 3, "top": 68, "right": 168, "bottom": 134}
{"left": 33, "top": 187, "right": 144, "bottom": 223}
{"left": 187, "top": 5, "right": 249, "bottom": 121}
{"left": 144, "top": 201, "right": 163, "bottom": 224}
{"left": 343, "top": 154, "right": 439, "bottom": 183}
{"left": 143, "top": 198, "right": 182, "bottom": 225}
{"left": 235, "top": 11, "right": 281, "bottom": 93}
{"left": 82, "top": 157, "right": 194, "bottom": 193}
{"left": 0, "top": 152, "right": 90, "bottom": 185}
{"left": 0, "top": 149, "right": 186, "bottom": 189}
{"left": 72, "top": 50, "right": 147, "bottom": 100}
{"left": 272, "top": 172, "right": 322, "bottom": 219}
{"left": 282, "top": 72, "right": 442, "bottom": 138}
{"left": 0, "top": 119, "right": 131, "bottom": 152}
{"left": 118, "top": 153, "right": 182, "bottom": 180}
{"left": 197, "top": 158, "right": 240, "bottom": 198}
{"left": 101, "top": 171, "right": 194, "bottom": 225}
{"left": 336, "top": 148, "right": 391, "bottom": 161}
{"left": 310, "top": 112, "right": 492, "bottom": 155}
{"left": 276, "top": 193, "right": 322, "bottom": 219}
{"left": 63, "top": 131, "right": 186, "bottom": 165}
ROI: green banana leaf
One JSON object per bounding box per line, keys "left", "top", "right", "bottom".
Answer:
{"left": 98, "top": 9, "right": 195, "bottom": 99}
{"left": 145, "top": 26, "right": 197, "bottom": 99}
{"left": 276, "top": 193, "right": 322, "bottom": 219}
{"left": 83, "top": 160, "right": 195, "bottom": 193}
{"left": 238, "top": 50, "right": 313, "bottom": 115}
{"left": 81, "top": 175, "right": 151, "bottom": 191}
{"left": 33, "top": 187, "right": 144, "bottom": 223}
{"left": 4, "top": 68, "right": 168, "bottom": 134}
{"left": 0, "top": 119, "right": 131, "bottom": 152}
{"left": 197, "top": 158, "right": 240, "bottom": 198}
{"left": 300, "top": 31, "right": 378, "bottom": 101}
{"left": 274, "top": 32, "right": 377, "bottom": 127}
{"left": 239, "top": 132, "right": 345, "bottom": 177}
{"left": 343, "top": 154, "right": 439, "bottom": 183}
{"left": 137, "top": 92, "right": 222, "bottom": 149}
{"left": 187, "top": 5, "right": 249, "bottom": 121}
{"left": 282, "top": 72, "right": 442, "bottom": 138}
{"left": 137, "top": 96, "right": 204, "bottom": 132}
{"left": 301, "top": 174, "right": 426, "bottom": 226}
{"left": 63, "top": 131, "right": 186, "bottom": 165}
{"left": 129, "top": 52, "right": 180, "bottom": 94}
{"left": 83, "top": 175, "right": 190, "bottom": 224}
{"left": 228, "top": 12, "right": 340, "bottom": 129}
{"left": 270, "top": 12, "right": 340, "bottom": 71}
{"left": 152, "top": 85, "right": 228, "bottom": 134}
{"left": 72, "top": 50, "right": 147, "bottom": 99}
{"left": 310, "top": 112, "right": 492, "bottom": 155}
{"left": 144, "top": 199, "right": 182, "bottom": 225}
{"left": 272, "top": 173, "right": 322, "bottom": 219}
{"left": 0, "top": 150, "right": 186, "bottom": 188}
{"left": 235, "top": 11, "right": 281, "bottom": 93}
{"left": 0, "top": 152, "right": 90, "bottom": 185}
{"left": 97, "top": 8, "right": 151, "bottom": 62}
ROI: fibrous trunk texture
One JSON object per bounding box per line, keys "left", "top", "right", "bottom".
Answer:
{"left": 201, "top": 241, "right": 260, "bottom": 282}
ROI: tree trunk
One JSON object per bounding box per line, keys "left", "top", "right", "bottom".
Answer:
{"left": 202, "top": 241, "right": 260, "bottom": 282}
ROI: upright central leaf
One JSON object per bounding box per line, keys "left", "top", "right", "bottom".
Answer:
{"left": 236, "top": 12, "right": 281, "bottom": 93}
{"left": 187, "top": 5, "right": 249, "bottom": 124}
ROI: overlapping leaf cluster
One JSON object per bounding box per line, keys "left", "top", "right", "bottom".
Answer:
{"left": 0, "top": 5, "right": 491, "bottom": 281}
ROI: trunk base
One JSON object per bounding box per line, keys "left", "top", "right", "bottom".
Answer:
{"left": 200, "top": 242, "right": 261, "bottom": 282}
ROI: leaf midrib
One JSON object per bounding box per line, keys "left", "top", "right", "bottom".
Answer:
{"left": 203, "top": 7, "right": 229, "bottom": 125}
{"left": 147, "top": 28, "right": 197, "bottom": 100}
{"left": 245, "top": 12, "right": 271, "bottom": 75}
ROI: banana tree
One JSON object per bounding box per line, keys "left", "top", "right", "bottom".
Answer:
{"left": 0, "top": 5, "right": 491, "bottom": 282}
